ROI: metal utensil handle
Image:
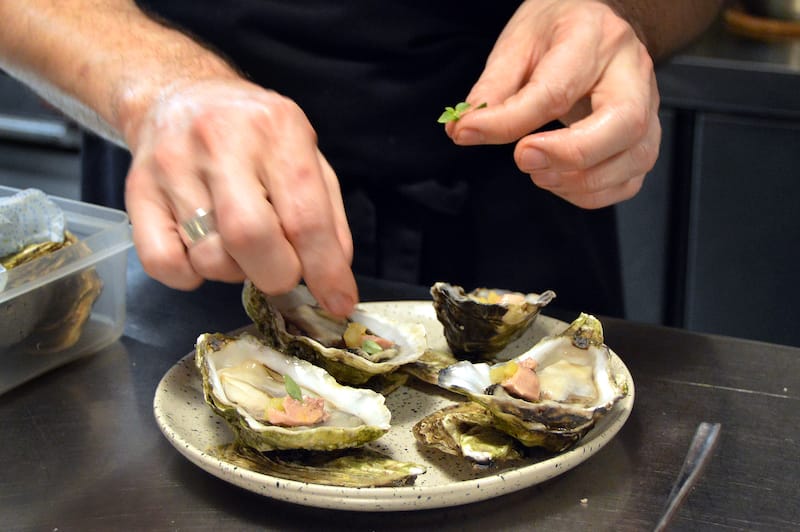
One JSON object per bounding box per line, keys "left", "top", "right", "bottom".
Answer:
{"left": 654, "top": 422, "right": 722, "bottom": 532}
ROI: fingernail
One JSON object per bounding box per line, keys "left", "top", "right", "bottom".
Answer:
{"left": 520, "top": 149, "right": 550, "bottom": 171}
{"left": 533, "top": 171, "right": 561, "bottom": 187}
{"left": 324, "top": 292, "right": 355, "bottom": 317}
{"left": 455, "top": 129, "right": 485, "bottom": 145}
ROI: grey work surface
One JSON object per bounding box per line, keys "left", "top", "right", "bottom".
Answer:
{"left": 1, "top": 253, "right": 798, "bottom": 531}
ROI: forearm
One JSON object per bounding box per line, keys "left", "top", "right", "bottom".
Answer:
{"left": 605, "top": 0, "right": 725, "bottom": 60}
{"left": 0, "top": 0, "right": 237, "bottom": 148}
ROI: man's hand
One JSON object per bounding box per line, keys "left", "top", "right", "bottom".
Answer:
{"left": 124, "top": 78, "right": 358, "bottom": 315}
{"left": 445, "top": 0, "right": 661, "bottom": 209}
{"left": 0, "top": 1, "right": 358, "bottom": 316}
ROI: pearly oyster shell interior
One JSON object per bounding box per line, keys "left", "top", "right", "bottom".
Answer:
{"left": 196, "top": 332, "right": 392, "bottom": 452}
{"left": 243, "top": 282, "right": 428, "bottom": 385}
{"left": 437, "top": 313, "right": 627, "bottom": 452}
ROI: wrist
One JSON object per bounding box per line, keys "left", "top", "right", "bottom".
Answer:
{"left": 597, "top": 0, "right": 650, "bottom": 51}
{"left": 114, "top": 44, "right": 239, "bottom": 151}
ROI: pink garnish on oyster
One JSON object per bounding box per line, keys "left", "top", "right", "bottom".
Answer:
{"left": 267, "top": 396, "right": 330, "bottom": 427}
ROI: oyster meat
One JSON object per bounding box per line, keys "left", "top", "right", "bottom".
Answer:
{"left": 243, "top": 282, "right": 427, "bottom": 385}
{"left": 437, "top": 313, "right": 627, "bottom": 452}
{"left": 430, "top": 282, "right": 555, "bottom": 360}
{"left": 196, "top": 332, "right": 392, "bottom": 452}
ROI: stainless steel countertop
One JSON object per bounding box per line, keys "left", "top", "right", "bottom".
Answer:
{"left": 1, "top": 253, "right": 798, "bottom": 531}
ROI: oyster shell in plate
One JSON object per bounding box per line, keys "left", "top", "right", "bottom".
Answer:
{"left": 211, "top": 444, "right": 426, "bottom": 488}
{"left": 195, "top": 332, "right": 392, "bottom": 452}
{"left": 437, "top": 313, "right": 627, "bottom": 452}
{"left": 242, "top": 282, "right": 427, "bottom": 385}
{"left": 430, "top": 282, "right": 555, "bottom": 360}
{"left": 412, "top": 402, "right": 523, "bottom": 465}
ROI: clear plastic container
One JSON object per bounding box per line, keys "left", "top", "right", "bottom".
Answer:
{"left": 0, "top": 185, "right": 133, "bottom": 394}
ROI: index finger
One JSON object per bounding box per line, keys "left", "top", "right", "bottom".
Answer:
{"left": 256, "top": 111, "right": 358, "bottom": 316}
{"left": 451, "top": 25, "right": 605, "bottom": 145}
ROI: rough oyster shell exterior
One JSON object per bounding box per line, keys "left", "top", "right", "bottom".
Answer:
{"left": 212, "top": 444, "right": 426, "bottom": 488}
{"left": 0, "top": 231, "right": 102, "bottom": 352}
{"left": 430, "top": 282, "right": 555, "bottom": 360}
{"left": 412, "top": 402, "right": 523, "bottom": 464}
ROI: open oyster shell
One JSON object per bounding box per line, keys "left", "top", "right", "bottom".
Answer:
{"left": 430, "top": 282, "right": 555, "bottom": 360}
{"left": 195, "top": 332, "right": 392, "bottom": 452}
{"left": 243, "top": 282, "right": 427, "bottom": 385}
{"left": 413, "top": 402, "right": 523, "bottom": 465}
{"left": 437, "top": 313, "right": 627, "bottom": 452}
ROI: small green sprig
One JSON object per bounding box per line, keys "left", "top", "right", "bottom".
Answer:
{"left": 284, "top": 374, "right": 303, "bottom": 401}
{"left": 437, "top": 101, "right": 487, "bottom": 123}
{"left": 361, "top": 339, "right": 383, "bottom": 355}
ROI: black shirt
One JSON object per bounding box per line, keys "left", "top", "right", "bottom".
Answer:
{"left": 81, "top": 0, "right": 624, "bottom": 317}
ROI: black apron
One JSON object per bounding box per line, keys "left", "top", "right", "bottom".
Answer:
{"left": 82, "top": 0, "right": 624, "bottom": 317}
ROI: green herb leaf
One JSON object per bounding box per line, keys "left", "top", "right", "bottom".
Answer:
{"left": 437, "top": 107, "right": 456, "bottom": 123}
{"left": 436, "top": 101, "right": 488, "bottom": 123}
{"left": 284, "top": 374, "right": 303, "bottom": 401}
{"left": 361, "top": 339, "right": 383, "bottom": 355}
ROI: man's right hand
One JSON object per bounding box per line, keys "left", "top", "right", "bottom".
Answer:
{"left": 123, "top": 78, "right": 358, "bottom": 316}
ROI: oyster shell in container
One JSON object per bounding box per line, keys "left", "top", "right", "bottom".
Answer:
{"left": 242, "top": 281, "right": 427, "bottom": 386}
{"left": 0, "top": 231, "right": 102, "bottom": 353}
{"left": 195, "top": 332, "right": 392, "bottom": 452}
{"left": 437, "top": 313, "right": 627, "bottom": 452}
{"left": 430, "top": 282, "right": 555, "bottom": 360}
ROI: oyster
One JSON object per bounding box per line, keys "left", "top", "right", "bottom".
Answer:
{"left": 437, "top": 313, "right": 626, "bottom": 452}
{"left": 413, "top": 402, "right": 523, "bottom": 465}
{"left": 196, "top": 332, "right": 392, "bottom": 452}
{"left": 430, "top": 282, "right": 555, "bottom": 360}
{"left": 0, "top": 231, "right": 102, "bottom": 352}
{"left": 243, "top": 282, "right": 427, "bottom": 385}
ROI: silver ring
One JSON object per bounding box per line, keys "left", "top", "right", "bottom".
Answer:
{"left": 181, "top": 208, "right": 216, "bottom": 245}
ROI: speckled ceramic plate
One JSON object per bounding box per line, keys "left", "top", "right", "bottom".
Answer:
{"left": 153, "top": 301, "right": 634, "bottom": 512}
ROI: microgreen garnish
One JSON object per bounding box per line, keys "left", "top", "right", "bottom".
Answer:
{"left": 361, "top": 339, "right": 383, "bottom": 355}
{"left": 284, "top": 374, "right": 303, "bottom": 401}
{"left": 437, "top": 101, "right": 487, "bottom": 123}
